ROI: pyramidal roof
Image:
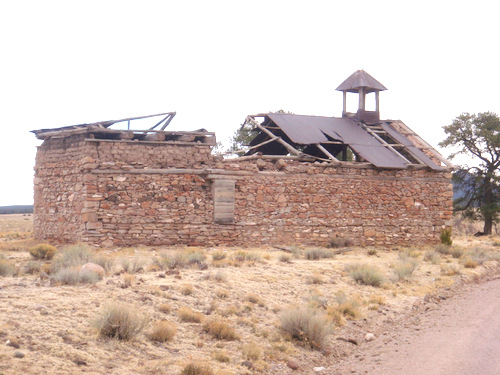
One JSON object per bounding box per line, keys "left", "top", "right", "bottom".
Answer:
{"left": 336, "top": 70, "right": 387, "bottom": 93}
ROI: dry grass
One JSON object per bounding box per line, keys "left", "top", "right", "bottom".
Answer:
{"left": 346, "top": 263, "right": 385, "bottom": 287}
{"left": 391, "top": 258, "right": 419, "bottom": 282}
{"left": 94, "top": 302, "right": 147, "bottom": 340}
{"left": 0, "top": 259, "right": 16, "bottom": 276}
{"left": 149, "top": 320, "right": 176, "bottom": 342}
{"left": 203, "top": 319, "right": 239, "bottom": 340}
{"left": 305, "top": 248, "right": 334, "bottom": 260}
{"left": 181, "top": 284, "right": 194, "bottom": 295}
{"left": 178, "top": 307, "right": 203, "bottom": 323}
{"left": 2, "top": 214, "right": 499, "bottom": 374}
{"left": 181, "top": 363, "right": 214, "bottom": 375}
{"left": 120, "top": 255, "right": 147, "bottom": 273}
{"left": 279, "top": 307, "right": 331, "bottom": 349}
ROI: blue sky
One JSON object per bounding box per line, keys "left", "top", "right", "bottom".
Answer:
{"left": 0, "top": 0, "right": 498, "bottom": 205}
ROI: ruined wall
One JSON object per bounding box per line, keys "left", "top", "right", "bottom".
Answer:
{"left": 34, "top": 135, "right": 453, "bottom": 247}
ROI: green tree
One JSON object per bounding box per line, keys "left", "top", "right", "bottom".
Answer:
{"left": 439, "top": 112, "right": 500, "bottom": 234}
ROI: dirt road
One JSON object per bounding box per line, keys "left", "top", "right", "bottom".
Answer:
{"left": 328, "top": 277, "right": 500, "bottom": 375}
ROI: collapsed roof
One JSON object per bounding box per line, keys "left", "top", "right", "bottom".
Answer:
{"left": 32, "top": 112, "right": 216, "bottom": 145}
{"left": 236, "top": 113, "right": 452, "bottom": 170}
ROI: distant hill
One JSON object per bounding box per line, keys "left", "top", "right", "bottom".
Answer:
{"left": 0, "top": 205, "right": 33, "bottom": 214}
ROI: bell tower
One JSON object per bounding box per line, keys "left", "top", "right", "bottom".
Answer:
{"left": 336, "top": 70, "right": 387, "bottom": 124}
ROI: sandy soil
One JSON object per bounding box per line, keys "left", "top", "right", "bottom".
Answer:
{"left": 1, "top": 215, "right": 500, "bottom": 374}
{"left": 327, "top": 275, "right": 500, "bottom": 375}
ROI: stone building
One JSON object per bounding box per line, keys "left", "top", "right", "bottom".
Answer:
{"left": 32, "top": 71, "right": 454, "bottom": 248}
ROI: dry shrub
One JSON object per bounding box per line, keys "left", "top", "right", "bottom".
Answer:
{"left": 120, "top": 255, "right": 147, "bottom": 273}
{"left": 435, "top": 244, "right": 452, "bottom": 255}
{"left": 178, "top": 307, "right": 203, "bottom": 323}
{"left": 154, "top": 250, "right": 188, "bottom": 270}
{"left": 465, "top": 247, "right": 491, "bottom": 265}
{"left": 181, "top": 363, "right": 214, "bottom": 375}
{"left": 149, "top": 320, "right": 176, "bottom": 342}
{"left": 92, "top": 254, "right": 115, "bottom": 271}
{"left": 305, "top": 248, "right": 333, "bottom": 260}
{"left": 54, "top": 267, "right": 81, "bottom": 285}
{"left": 0, "top": 259, "right": 15, "bottom": 277}
{"left": 449, "top": 247, "right": 465, "bottom": 259}
{"left": 367, "top": 249, "right": 377, "bottom": 256}
{"left": 214, "top": 270, "right": 228, "bottom": 282}
{"left": 212, "top": 251, "right": 226, "bottom": 261}
{"left": 462, "top": 257, "right": 479, "bottom": 268}
{"left": 216, "top": 289, "right": 229, "bottom": 299}
{"left": 213, "top": 350, "right": 230, "bottom": 363}
{"left": 279, "top": 307, "right": 331, "bottom": 349}
{"left": 329, "top": 237, "right": 353, "bottom": 248}
{"left": 279, "top": 254, "right": 292, "bottom": 263}
{"left": 79, "top": 269, "right": 101, "bottom": 284}
{"left": 181, "top": 284, "right": 194, "bottom": 295}
{"left": 122, "top": 273, "right": 135, "bottom": 288}
{"left": 24, "top": 261, "right": 41, "bottom": 275}
{"left": 186, "top": 250, "right": 206, "bottom": 265}
{"left": 158, "top": 303, "right": 171, "bottom": 314}
{"left": 392, "top": 259, "right": 419, "bottom": 282}
{"left": 94, "top": 302, "right": 147, "bottom": 340}
{"left": 28, "top": 244, "right": 57, "bottom": 260}
{"left": 441, "top": 263, "right": 461, "bottom": 276}
{"left": 424, "top": 250, "right": 440, "bottom": 264}
{"left": 307, "top": 273, "right": 324, "bottom": 285}
{"left": 233, "top": 250, "right": 260, "bottom": 263}
{"left": 242, "top": 342, "right": 261, "bottom": 360}
{"left": 246, "top": 293, "right": 261, "bottom": 304}
{"left": 327, "top": 291, "right": 361, "bottom": 326}
{"left": 51, "top": 244, "right": 93, "bottom": 271}
{"left": 203, "top": 319, "right": 238, "bottom": 340}
{"left": 346, "top": 263, "right": 384, "bottom": 287}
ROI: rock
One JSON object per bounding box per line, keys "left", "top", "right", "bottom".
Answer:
{"left": 287, "top": 360, "right": 299, "bottom": 370}
{"left": 365, "top": 333, "right": 376, "bottom": 342}
{"left": 158, "top": 273, "right": 166, "bottom": 278}
{"left": 14, "top": 351, "right": 25, "bottom": 358}
{"left": 313, "top": 367, "right": 326, "bottom": 372}
{"left": 6, "top": 338, "right": 20, "bottom": 348}
{"left": 159, "top": 285, "right": 169, "bottom": 291}
{"left": 79, "top": 263, "right": 105, "bottom": 279}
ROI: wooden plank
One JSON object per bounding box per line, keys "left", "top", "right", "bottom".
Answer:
{"left": 213, "top": 179, "right": 235, "bottom": 224}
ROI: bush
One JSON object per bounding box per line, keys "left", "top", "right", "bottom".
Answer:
{"left": 0, "top": 259, "right": 15, "bottom": 277}
{"left": 327, "top": 291, "right": 361, "bottom": 326}
{"left": 279, "top": 307, "right": 331, "bottom": 349}
{"left": 346, "top": 263, "right": 384, "bottom": 287}
{"left": 54, "top": 267, "right": 81, "bottom": 285}
{"left": 92, "top": 254, "right": 115, "bottom": 271}
{"left": 211, "top": 251, "right": 226, "bottom": 261}
{"left": 120, "top": 255, "right": 147, "bottom": 273}
{"left": 307, "top": 273, "right": 324, "bottom": 284}
{"left": 305, "top": 248, "right": 333, "bottom": 260}
{"left": 51, "top": 244, "right": 93, "bottom": 271}
{"left": 94, "top": 302, "right": 146, "bottom": 340}
{"left": 149, "top": 320, "right": 176, "bottom": 342}
{"left": 181, "top": 284, "right": 193, "bottom": 295}
{"left": 178, "top": 307, "right": 203, "bottom": 323}
{"left": 424, "top": 250, "right": 440, "bottom": 264}
{"left": 186, "top": 250, "right": 206, "bottom": 265}
{"left": 329, "top": 237, "right": 353, "bottom": 248}
{"left": 435, "top": 244, "right": 451, "bottom": 255}
{"left": 203, "top": 319, "right": 239, "bottom": 340}
{"left": 367, "top": 249, "right": 377, "bottom": 256}
{"left": 392, "top": 259, "right": 419, "bottom": 282}
{"left": 242, "top": 342, "right": 261, "bottom": 360}
{"left": 79, "top": 269, "right": 101, "bottom": 284}
{"left": 440, "top": 228, "right": 453, "bottom": 245}
{"left": 279, "top": 254, "right": 292, "bottom": 263}
{"left": 154, "top": 251, "right": 188, "bottom": 270}
{"left": 29, "top": 244, "right": 57, "bottom": 260}
{"left": 449, "top": 247, "right": 465, "bottom": 259}
{"left": 158, "top": 303, "right": 171, "bottom": 314}
{"left": 24, "top": 261, "right": 42, "bottom": 275}
{"left": 181, "top": 363, "right": 214, "bottom": 375}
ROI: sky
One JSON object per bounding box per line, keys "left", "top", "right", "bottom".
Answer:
{"left": 0, "top": 0, "right": 498, "bottom": 206}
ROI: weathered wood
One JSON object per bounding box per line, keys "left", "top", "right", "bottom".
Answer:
{"left": 213, "top": 179, "right": 235, "bottom": 224}
{"left": 316, "top": 144, "right": 341, "bottom": 163}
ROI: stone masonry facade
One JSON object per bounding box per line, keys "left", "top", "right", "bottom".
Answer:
{"left": 34, "top": 135, "right": 453, "bottom": 247}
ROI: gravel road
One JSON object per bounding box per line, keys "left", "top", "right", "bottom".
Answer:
{"left": 328, "top": 277, "right": 500, "bottom": 375}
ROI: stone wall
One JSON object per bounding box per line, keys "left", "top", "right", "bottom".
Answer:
{"left": 34, "top": 135, "right": 453, "bottom": 247}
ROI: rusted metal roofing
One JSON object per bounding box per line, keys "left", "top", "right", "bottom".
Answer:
{"left": 381, "top": 122, "right": 444, "bottom": 170}
{"left": 336, "top": 70, "right": 387, "bottom": 93}
{"left": 267, "top": 113, "right": 408, "bottom": 169}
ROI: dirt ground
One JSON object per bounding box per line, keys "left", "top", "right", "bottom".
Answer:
{"left": 1, "top": 214, "right": 499, "bottom": 375}
{"left": 327, "top": 275, "right": 500, "bottom": 375}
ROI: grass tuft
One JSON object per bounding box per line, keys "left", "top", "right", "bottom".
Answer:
{"left": 0, "top": 259, "right": 15, "bottom": 277}
{"left": 178, "top": 307, "right": 203, "bottom": 323}
{"left": 392, "top": 258, "right": 419, "bottom": 282}
{"left": 346, "top": 263, "right": 384, "bottom": 287}
{"left": 203, "top": 319, "right": 239, "bottom": 340}
{"left": 304, "top": 248, "right": 333, "bottom": 260}
{"left": 94, "top": 302, "right": 147, "bottom": 340}
{"left": 279, "top": 307, "right": 331, "bottom": 349}
{"left": 181, "top": 363, "right": 214, "bottom": 375}
{"left": 120, "top": 255, "right": 147, "bottom": 273}
{"left": 149, "top": 320, "right": 176, "bottom": 342}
